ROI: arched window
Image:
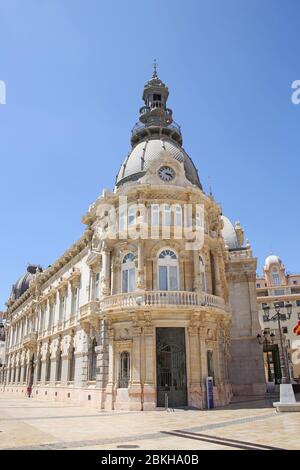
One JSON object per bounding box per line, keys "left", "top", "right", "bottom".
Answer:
{"left": 158, "top": 249, "right": 179, "bottom": 291}
{"left": 88, "top": 338, "right": 97, "bottom": 381}
{"left": 68, "top": 347, "right": 75, "bottom": 382}
{"left": 56, "top": 350, "right": 62, "bottom": 382}
{"left": 121, "top": 253, "right": 136, "bottom": 293}
{"left": 118, "top": 351, "right": 130, "bottom": 388}
{"left": 199, "top": 256, "right": 207, "bottom": 292}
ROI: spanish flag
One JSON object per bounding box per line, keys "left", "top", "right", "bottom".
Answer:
{"left": 293, "top": 321, "right": 300, "bottom": 336}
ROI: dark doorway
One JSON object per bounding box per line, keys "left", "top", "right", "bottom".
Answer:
{"left": 156, "top": 327, "right": 187, "bottom": 407}
{"left": 263, "top": 344, "right": 281, "bottom": 384}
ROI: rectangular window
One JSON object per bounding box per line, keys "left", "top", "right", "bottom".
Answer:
{"left": 119, "top": 209, "right": 126, "bottom": 233}
{"left": 49, "top": 303, "right": 54, "bottom": 327}
{"left": 296, "top": 300, "right": 300, "bottom": 307}
{"left": 151, "top": 204, "right": 159, "bottom": 226}
{"left": 93, "top": 272, "right": 100, "bottom": 300}
{"left": 272, "top": 274, "right": 280, "bottom": 286}
{"left": 122, "top": 269, "right": 128, "bottom": 293}
{"left": 59, "top": 295, "right": 66, "bottom": 321}
{"left": 274, "top": 289, "right": 285, "bottom": 296}
{"left": 128, "top": 206, "right": 136, "bottom": 226}
{"left": 282, "top": 327, "right": 288, "bottom": 334}
{"left": 162, "top": 204, "right": 171, "bottom": 226}
{"left": 129, "top": 267, "right": 135, "bottom": 292}
{"left": 71, "top": 287, "right": 79, "bottom": 314}
{"left": 256, "top": 283, "right": 261, "bottom": 288}
{"left": 174, "top": 206, "right": 182, "bottom": 227}
{"left": 169, "top": 266, "right": 178, "bottom": 291}
{"left": 159, "top": 266, "right": 168, "bottom": 290}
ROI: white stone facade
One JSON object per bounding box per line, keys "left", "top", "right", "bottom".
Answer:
{"left": 1, "top": 71, "right": 266, "bottom": 409}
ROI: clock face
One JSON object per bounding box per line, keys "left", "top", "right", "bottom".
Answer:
{"left": 158, "top": 166, "right": 176, "bottom": 182}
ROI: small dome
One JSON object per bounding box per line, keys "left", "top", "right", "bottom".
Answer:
{"left": 221, "top": 216, "right": 239, "bottom": 249}
{"left": 10, "top": 264, "right": 42, "bottom": 301}
{"left": 265, "top": 255, "right": 282, "bottom": 268}
{"left": 116, "top": 137, "right": 201, "bottom": 188}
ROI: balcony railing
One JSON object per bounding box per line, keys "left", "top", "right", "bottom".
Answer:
{"left": 131, "top": 120, "right": 181, "bottom": 137}
{"left": 80, "top": 300, "right": 100, "bottom": 320}
{"left": 100, "top": 291, "right": 225, "bottom": 311}
{"left": 23, "top": 332, "right": 38, "bottom": 348}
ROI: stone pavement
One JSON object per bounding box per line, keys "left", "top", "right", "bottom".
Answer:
{"left": 0, "top": 394, "right": 299, "bottom": 450}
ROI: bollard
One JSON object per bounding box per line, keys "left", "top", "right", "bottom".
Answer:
{"left": 165, "top": 392, "right": 168, "bottom": 411}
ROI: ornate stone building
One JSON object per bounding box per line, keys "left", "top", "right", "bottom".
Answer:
{"left": 1, "top": 69, "right": 265, "bottom": 409}
{"left": 257, "top": 255, "right": 300, "bottom": 382}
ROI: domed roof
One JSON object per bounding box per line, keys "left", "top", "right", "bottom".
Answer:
{"left": 10, "top": 265, "right": 42, "bottom": 301}
{"left": 116, "top": 137, "right": 201, "bottom": 188}
{"left": 265, "top": 255, "right": 282, "bottom": 268}
{"left": 221, "top": 216, "right": 239, "bottom": 249}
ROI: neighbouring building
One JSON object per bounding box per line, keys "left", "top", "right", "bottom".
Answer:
{"left": 0, "top": 311, "right": 6, "bottom": 383}
{"left": 1, "top": 68, "right": 265, "bottom": 409}
{"left": 257, "top": 255, "right": 300, "bottom": 383}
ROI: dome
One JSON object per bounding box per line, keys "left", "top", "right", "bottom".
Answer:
{"left": 115, "top": 138, "right": 201, "bottom": 188}
{"left": 265, "top": 255, "right": 282, "bottom": 268}
{"left": 221, "top": 216, "right": 239, "bottom": 249}
{"left": 10, "top": 265, "right": 42, "bottom": 301}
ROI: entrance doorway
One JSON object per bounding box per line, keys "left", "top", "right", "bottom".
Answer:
{"left": 156, "top": 327, "right": 187, "bottom": 407}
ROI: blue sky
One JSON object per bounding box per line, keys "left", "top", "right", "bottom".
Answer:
{"left": 0, "top": 0, "right": 299, "bottom": 309}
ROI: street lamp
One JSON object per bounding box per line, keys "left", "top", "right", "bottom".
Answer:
{"left": 262, "top": 302, "right": 292, "bottom": 384}
{"left": 257, "top": 330, "right": 275, "bottom": 382}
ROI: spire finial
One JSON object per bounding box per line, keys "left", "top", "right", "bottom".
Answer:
{"left": 152, "top": 59, "right": 158, "bottom": 78}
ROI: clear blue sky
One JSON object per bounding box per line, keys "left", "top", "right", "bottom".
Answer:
{"left": 1, "top": 0, "right": 299, "bottom": 310}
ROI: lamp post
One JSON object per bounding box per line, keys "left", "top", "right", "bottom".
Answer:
{"left": 262, "top": 302, "right": 292, "bottom": 384}
{"left": 257, "top": 330, "right": 275, "bottom": 382}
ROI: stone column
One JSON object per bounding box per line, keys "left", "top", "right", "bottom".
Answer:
{"left": 104, "top": 323, "right": 115, "bottom": 410}
{"left": 137, "top": 241, "right": 145, "bottom": 290}
{"left": 60, "top": 353, "right": 69, "bottom": 386}
{"left": 101, "top": 247, "right": 111, "bottom": 296}
{"left": 143, "top": 323, "right": 156, "bottom": 410}
{"left": 128, "top": 325, "right": 142, "bottom": 411}
{"left": 96, "top": 319, "right": 109, "bottom": 408}
{"left": 199, "top": 324, "right": 208, "bottom": 408}
{"left": 74, "top": 351, "right": 88, "bottom": 387}
{"left": 213, "top": 251, "right": 223, "bottom": 297}
{"left": 193, "top": 250, "right": 201, "bottom": 292}
{"left": 188, "top": 320, "right": 203, "bottom": 408}
{"left": 50, "top": 356, "right": 57, "bottom": 385}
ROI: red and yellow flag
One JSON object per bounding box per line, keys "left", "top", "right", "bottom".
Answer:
{"left": 293, "top": 321, "right": 300, "bottom": 336}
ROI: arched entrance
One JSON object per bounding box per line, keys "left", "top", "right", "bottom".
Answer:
{"left": 156, "top": 327, "right": 187, "bottom": 407}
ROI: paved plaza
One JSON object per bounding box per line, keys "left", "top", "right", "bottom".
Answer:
{"left": 0, "top": 394, "right": 299, "bottom": 450}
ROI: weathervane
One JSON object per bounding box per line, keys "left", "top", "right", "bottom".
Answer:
{"left": 152, "top": 59, "right": 158, "bottom": 78}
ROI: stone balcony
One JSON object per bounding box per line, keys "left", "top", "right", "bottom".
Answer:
{"left": 100, "top": 290, "right": 226, "bottom": 312}
{"left": 79, "top": 301, "right": 100, "bottom": 323}
{"left": 23, "top": 331, "right": 38, "bottom": 348}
